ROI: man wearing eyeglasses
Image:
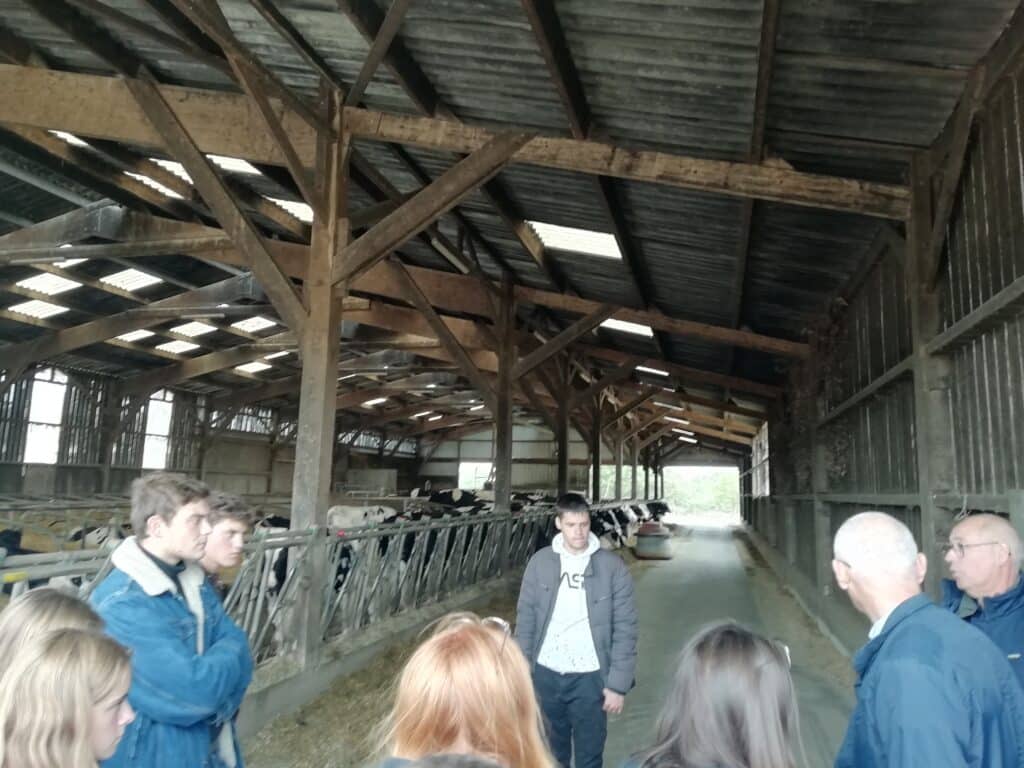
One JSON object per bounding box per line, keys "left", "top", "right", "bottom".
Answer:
{"left": 832, "top": 511, "right": 1024, "bottom": 768}
{"left": 515, "top": 493, "right": 637, "bottom": 768}
{"left": 941, "top": 513, "right": 1024, "bottom": 690}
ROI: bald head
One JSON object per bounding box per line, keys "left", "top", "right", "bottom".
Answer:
{"left": 834, "top": 512, "right": 920, "bottom": 581}
{"left": 945, "top": 513, "right": 1022, "bottom": 599}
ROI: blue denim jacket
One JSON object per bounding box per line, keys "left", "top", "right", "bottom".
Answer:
{"left": 91, "top": 537, "right": 253, "bottom": 768}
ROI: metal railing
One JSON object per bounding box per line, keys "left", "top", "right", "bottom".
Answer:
{"left": 2, "top": 503, "right": 556, "bottom": 668}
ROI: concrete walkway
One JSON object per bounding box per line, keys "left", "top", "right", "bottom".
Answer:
{"left": 604, "top": 525, "right": 855, "bottom": 768}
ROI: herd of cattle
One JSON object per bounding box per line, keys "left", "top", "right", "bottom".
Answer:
{"left": 0, "top": 491, "right": 673, "bottom": 602}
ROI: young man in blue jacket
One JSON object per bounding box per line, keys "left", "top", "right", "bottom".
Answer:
{"left": 91, "top": 473, "right": 253, "bottom": 768}
{"left": 515, "top": 493, "right": 638, "bottom": 768}
{"left": 832, "top": 511, "right": 1024, "bottom": 768}
{"left": 941, "top": 512, "right": 1024, "bottom": 689}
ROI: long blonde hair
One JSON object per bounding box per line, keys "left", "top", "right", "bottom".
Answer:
{"left": 0, "top": 628, "right": 131, "bottom": 768}
{"left": 381, "top": 612, "right": 555, "bottom": 768}
{"left": 0, "top": 587, "right": 103, "bottom": 679}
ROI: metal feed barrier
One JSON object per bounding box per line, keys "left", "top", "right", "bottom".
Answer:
{"left": 224, "top": 506, "right": 554, "bottom": 664}
{"left": 2, "top": 502, "right": 555, "bottom": 667}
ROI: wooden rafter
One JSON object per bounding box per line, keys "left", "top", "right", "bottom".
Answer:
{"left": 333, "top": 131, "right": 532, "bottom": 284}
{"left": 511, "top": 304, "right": 616, "bottom": 379}
{"left": 0, "top": 66, "right": 909, "bottom": 218}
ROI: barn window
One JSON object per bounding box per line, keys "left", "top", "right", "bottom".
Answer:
{"left": 23, "top": 368, "right": 68, "bottom": 464}
{"left": 142, "top": 389, "right": 174, "bottom": 469}
{"left": 458, "top": 461, "right": 492, "bottom": 490}
{"left": 752, "top": 422, "right": 770, "bottom": 497}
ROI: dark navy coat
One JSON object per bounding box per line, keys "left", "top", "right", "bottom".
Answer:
{"left": 942, "top": 574, "right": 1024, "bottom": 690}
{"left": 835, "top": 594, "right": 1024, "bottom": 768}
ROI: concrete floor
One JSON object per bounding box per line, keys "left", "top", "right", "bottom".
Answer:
{"left": 605, "top": 525, "right": 855, "bottom": 768}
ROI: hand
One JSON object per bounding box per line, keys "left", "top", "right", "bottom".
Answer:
{"left": 602, "top": 688, "right": 625, "bottom": 714}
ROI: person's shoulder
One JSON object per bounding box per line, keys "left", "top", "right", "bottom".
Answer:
{"left": 593, "top": 548, "right": 630, "bottom": 571}
{"left": 89, "top": 567, "right": 138, "bottom": 607}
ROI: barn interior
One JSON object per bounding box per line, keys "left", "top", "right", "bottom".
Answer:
{"left": 0, "top": 0, "right": 1022, "bottom": 762}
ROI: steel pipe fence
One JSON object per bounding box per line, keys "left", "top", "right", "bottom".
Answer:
{"left": 2, "top": 505, "right": 557, "bottom": 668}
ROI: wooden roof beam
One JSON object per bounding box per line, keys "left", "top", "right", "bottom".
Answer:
{"left": 0, "top": 66, "right": 908, "bottom": 217}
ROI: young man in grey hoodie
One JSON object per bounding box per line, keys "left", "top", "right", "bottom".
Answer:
{"left": 515, "top": 493, "right": 638, "bottom": 768}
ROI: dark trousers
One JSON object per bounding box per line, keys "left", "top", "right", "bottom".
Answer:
{"left": 533, "top": 664, "right": 607, "bottom": 768}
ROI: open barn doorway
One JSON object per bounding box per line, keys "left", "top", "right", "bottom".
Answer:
{"left": 663, "top": 466, "right": 741, "bottom": 527}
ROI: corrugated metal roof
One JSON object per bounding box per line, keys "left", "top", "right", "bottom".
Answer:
{"left": 0, "top": 0, "right": 1019, "bottom": 404}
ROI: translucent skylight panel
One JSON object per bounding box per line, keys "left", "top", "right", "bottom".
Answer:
{"left": 16, "top": 273, "right": 81, "bottom": 295}
{"left": 231, "top": 316, "right": 277, "bottom": 333}
{"left": 527, "top": 221, "right": 621, "bottom": 259}
{"left": 115, "top": 329, "right": 156, "bottom": 343}
{"left": 636, "top": 365, "right": 669, "bottom": 376}
{"left": 267, "top": 197, "right": 314, "bottom": 224}
{"left": 101, "top": 269, "right": 163, "bottom": 291}
{"left": 49, "top": 130, "right": 89, "bottom": 147}
{"left": 54, "top": 258, "right": 87, "bottom": 268}
{"left": 208, "top": 155, "right": 261, "bottom": 175}
{"left": 601, "top": 318, "right": 653, "bottom": 337}
{"left": 124, "top": 172, "right": 184, "bottom": 200}
{"left": 235, "top": 361, "right": 273, "bottom": 374}
{"left": 169, "top": 321, "right": 217, "bottom": 338}
{"left": 149, "top": 159, "right": 192, "bottom": 183}
{"left": 155, "top": 340, "right": 200, "bottom": 354}
{"left": 8, "top": 300, "right": 69, "bottom": 319}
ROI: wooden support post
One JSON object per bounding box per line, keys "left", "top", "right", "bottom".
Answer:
{"left": 630, "top": 440, "right": 638, "bottom": 500}
{"left": 644, "top": 456, "right": 650, "bottom": 500}
{"left": 288, "top": 89, "right": 349, "bottom": 667}
{"left": 494, "top": 276, "right": 515, "bottom": 572}
{"left": 613, "top": 436, "right": 623, "bottom": 500}
{"left": 556, "top": 378, "right": 570, "bottom": 497}
{"left": 907, "top": 153, "right": 955, "bottom": 597}
{"left": 590, "top": 399, "right": 602, "bottom": 502}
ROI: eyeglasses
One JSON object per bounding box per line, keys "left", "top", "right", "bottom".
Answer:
{"left": 482, "top": 615, "right": 511, "bottom": 634}
{"left": 941, "top": 541, "right": 1003, "bottom": 558}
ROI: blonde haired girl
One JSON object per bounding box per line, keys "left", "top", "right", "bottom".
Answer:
{"left": 0, "top": 587, "right": 103, "bottom": 678}
{"left": 379, "top": 612, "right": 556, "bottom": 768}
{"left": 0, "top": 628, "right": 134, "bottom": 768}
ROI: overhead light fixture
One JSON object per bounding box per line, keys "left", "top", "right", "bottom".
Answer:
{"left": 427, "top": 414, "right": 444, "bottom": 422}
{"left": 653, "top": 401, "right": 682, "bottom": 410}
{"left": 469, "top": 404, "right": 485, "bottom": 411}
{"left": 426, "top": 383, "right": 437, "bottom": 389}
{"left": 264, "top": 350, "right": 290, "bottom": 360}
{"left": 600, "top": 318, "right": 653, "bottom": 337}
{"left": 664, "top": 416, "right": 690, "bottom": 425}
{"left": 411, "top": 411, "right": 432, "bottom": 419}
{"left": 338, "top": 373, "right": 358, "bottom": 381}
{"left": 637, "top": 365, "right": 669, "bottom": 377}
{"left": 671, "top": 427, "right": 694, "bottom": 436}
{"left": 362, "top": 397, "right": 388, "bottom": 407}
{"left": 49, "top": 130, "right": 90, "bottom": 148}
{"left": 678, "top": 436, "right": 697, "bottom": 444}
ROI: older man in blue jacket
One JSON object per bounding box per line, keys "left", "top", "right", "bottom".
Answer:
{"left": 941, "top": 512, "right": 1024, "bottom": 689}
{"left": 832, "top": 511, "right": 1024, "bottom": 768}
{"left": 92, "top": 473, "right": 253, "bottom": 768}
